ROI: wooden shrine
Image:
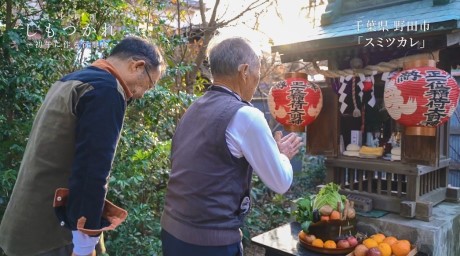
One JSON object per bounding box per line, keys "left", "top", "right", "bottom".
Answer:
{"left": 272, "top": 0, "right": 460, "bottom": 221}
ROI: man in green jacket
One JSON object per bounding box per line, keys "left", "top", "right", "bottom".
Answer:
{"left": 0, "top": 37, "right": 164, "bottom": 256}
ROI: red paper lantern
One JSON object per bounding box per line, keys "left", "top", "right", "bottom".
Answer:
{"left": 384, "top": 60, "right": 460, "bottom": 136}
{"left": 268, "top": 72, "right": 323, "bottom": 132}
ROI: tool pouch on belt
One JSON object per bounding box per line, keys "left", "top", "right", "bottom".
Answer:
{"left": 53, "top": 188, "right": 128, "bottom": 236}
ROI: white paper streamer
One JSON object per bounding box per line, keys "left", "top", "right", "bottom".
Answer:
{"left": 368, "top": 71, "right": 378, "bottom": 107}
{"left": 381, "top": 72, "right": 390, "bottom": 82}
{"left": 338, "top": 76, "right": 350, "bottom": 113}
{"left": 357, "top": 73, "right": 365, "bottom": 101}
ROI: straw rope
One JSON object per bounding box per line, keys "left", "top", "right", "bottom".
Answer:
{"left": 311, "top": 51, "right": 439, "bottom": 78}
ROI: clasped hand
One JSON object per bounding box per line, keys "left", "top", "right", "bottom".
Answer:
{"left": 274, "top": 131, "right": 304, "bottom": 160}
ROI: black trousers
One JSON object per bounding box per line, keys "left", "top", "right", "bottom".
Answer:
{"left": 161, "top": 229, "right": 243, "bottom": 256}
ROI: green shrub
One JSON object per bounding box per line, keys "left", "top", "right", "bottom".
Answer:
{"left": 243, "top": 151, "right": 326, "bottom": 251}
{"left": 104, "top": 86, "right": 194, "bottom": 255}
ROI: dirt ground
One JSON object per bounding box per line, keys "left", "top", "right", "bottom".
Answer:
{"left": 244, "top": 243, "right": 266, "bottom": 256}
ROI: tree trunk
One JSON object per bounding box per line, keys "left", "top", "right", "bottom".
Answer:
{"left": 4, "top": 0, "right": 14, "bottom": 123}
{"left": 185, "top": 30, "right": 214, "bottom": 94}
{"left": 6, "top": 0, "right": 12, "bottom": 30}
{"left": 184, "top": 0, "right": 220, "bottom": 94}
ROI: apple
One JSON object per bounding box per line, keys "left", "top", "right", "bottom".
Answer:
{"left": 353, "top": 244, "right": 369, "bottom": 256}
{"left": 347, "top": 235, "right": 359, "bottom": 247}
{"left": 366, "top": 247, "right": 382, "bottom": 256}
{"left": 337, "top": 239, "right": 350, "bottom": 248}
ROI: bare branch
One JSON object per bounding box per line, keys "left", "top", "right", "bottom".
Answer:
{"left": 177, "top": 0, "right": 180, "bottom": 34}
{"left": 215, "top": 0, "right": 272, "bottom": 27}
{"left": 198, "top": 0, "right": 207, "bottom": 26}
{"left": 273, "top": 0, "right": 283, "bottom": 21}
{"left": 214, "top": 3, "right": 230, "bottom": 23}
{"left": 207, "top": 0, "right": 220, "bottom": 28}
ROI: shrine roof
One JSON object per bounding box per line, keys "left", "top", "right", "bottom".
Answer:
{"left": 272, "top": 0, "right": 460, "bottom": 63}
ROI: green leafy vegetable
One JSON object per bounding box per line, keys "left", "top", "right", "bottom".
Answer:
{"left": 301, "top": 220, "right": 311, "bottom": 233}
{"left": 293, "top": 196, "right": 314, "bottom": 223}
{"left": 313, "top": 182, "right": 345, "bottom": 211}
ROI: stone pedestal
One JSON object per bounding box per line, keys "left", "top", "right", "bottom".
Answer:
{"left": 356, "top": 202, "right": 460, "bottom": 256}
{"left": 400, "top": 201, "right": 416, "bottom": 218}
{"left": 446, "top": 186, "right": 460, "bottom": 202}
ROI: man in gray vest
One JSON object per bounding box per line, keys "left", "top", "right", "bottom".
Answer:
{"left": 0, "top": 37, "right": 164, "bottom": 256}
{"left": 160, "top": 37, "right": 303, "bottom": 255}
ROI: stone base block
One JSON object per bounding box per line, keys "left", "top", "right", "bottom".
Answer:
{"left": 400, "top": 201, "right": 416, "bottom": 218}
{"left": 415, "top": 201, "right": 433, "bottom": 222}
{"left": 446, "top": 186, "right": 460, "bottom": 202}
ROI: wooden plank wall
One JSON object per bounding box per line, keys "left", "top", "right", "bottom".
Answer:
{"left": 448, "top": 77, "right": 460, "bottom": 187}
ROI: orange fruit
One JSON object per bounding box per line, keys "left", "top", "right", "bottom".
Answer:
{"left": 371, "top": 233, "right": 386, "bottom": 244}
{"left": 377, "top": 242, "right": 392, "bottom": 256}
{"left": 330, "top": 210, "right": 341, "bottom": 220}
{"left": 324, "top": 240, "right": 337, "bottom": 249}
{"left": 320, "top": 215, "right": 330, "bottom": 221}
{"left": 398, "top": 239, "right": 411, "bottom": 247}
{"left": 382, "top": 236, "right": 398, "bottom": 246}
{"left": 391, "top": 240, "right": 411, "bottom": 256}
{"left": 363, "top": 238, "right": 379, "bottom": 249}
{"left": 312, "top": 238, "right": 324, "bottom": 248}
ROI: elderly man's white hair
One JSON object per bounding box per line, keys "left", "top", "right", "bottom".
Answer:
{"left": 207, "top": 36, "right": 261, "bottom": 78}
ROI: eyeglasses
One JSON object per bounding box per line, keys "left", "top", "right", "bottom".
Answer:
{"left": 144, "top": 66, "right": 155, "bottom": 89}
{"left": 132, "top": 57, "right": 156, "bottom": 89}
